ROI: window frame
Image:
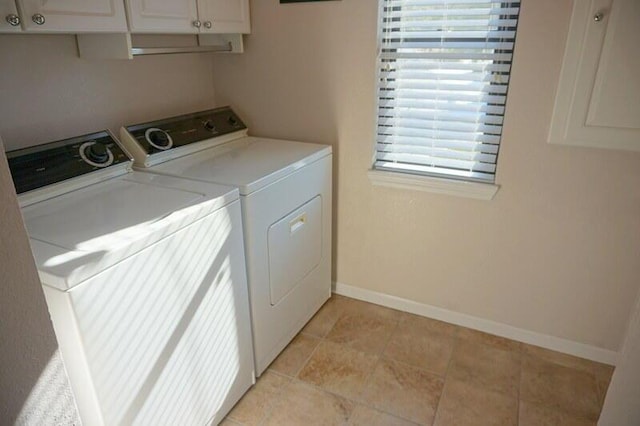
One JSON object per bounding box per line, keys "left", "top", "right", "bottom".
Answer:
{"left": 369, "top": 0, "right": 520, "bottom": 199}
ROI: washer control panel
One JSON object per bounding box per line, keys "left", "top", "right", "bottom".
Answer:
{"left": 124, "top": 106, "right": 247, "bottom": 155}
{"left": 7, "top": 131, "right": 131, "bottom": 194}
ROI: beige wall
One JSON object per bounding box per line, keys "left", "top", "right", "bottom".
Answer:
{"left": 0, "top": 34, "right": 216, "bottom": 150}
{"left": 212, "top": 0, "right": 640, "bottom": 352}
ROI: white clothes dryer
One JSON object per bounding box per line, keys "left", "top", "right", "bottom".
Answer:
{"left": 120, "top": 107, "right": 332, "bottom": 375}
{"left": 7, "top": 131, "right": 254, "bottom": 425}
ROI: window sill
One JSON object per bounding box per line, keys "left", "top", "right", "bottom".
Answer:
{"left": 367, "top": 169, "right": 500, "bottom": 201}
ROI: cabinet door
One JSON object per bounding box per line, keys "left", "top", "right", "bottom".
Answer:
{"left": 0, "top": 0, "right": 22, "bottom": 32}
{"left": 548, "top": 0, "right": 640, "bottom": 151}
{"left": 126, "top": 0, "right": 199, "bottom": 33}
{"left": 17, "top": 0, "right": 127, "bottom": 32}
{"left": 197, "top": 0, "right": 250, "bottom": 34}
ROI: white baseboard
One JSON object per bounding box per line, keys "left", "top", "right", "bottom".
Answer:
{"left": 332, "top": 282, "right": 618, "bottom": 366}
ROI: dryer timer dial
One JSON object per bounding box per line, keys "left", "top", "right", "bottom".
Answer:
{"left": 79, "top": 142, "right": 114, "bottom": 168}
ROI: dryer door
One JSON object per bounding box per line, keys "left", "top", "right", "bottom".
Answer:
{"left": 268, "top": 195, "right": 322, "bottom": 305}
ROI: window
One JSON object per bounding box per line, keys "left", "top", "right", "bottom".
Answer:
{"left": 374, "top": 0, "right": 521, "bottom": 185}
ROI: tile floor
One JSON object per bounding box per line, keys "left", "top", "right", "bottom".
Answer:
{"left": 223, "top": 295, "right": 614, "bottom": 426}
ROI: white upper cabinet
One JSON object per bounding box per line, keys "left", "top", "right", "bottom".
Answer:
{"left": 549, "top": 0, "right": 640, "bottom": 151}
{"left": 198, "top": 0, "right": 250, "bottom": 34}
{"left": 1, "top": 0, "right": 21, "bottom": 32}
{"left": 16, "top": 0, "right": 128, "bottom": 32}
{"left": 126, "top": 0, "right": 249, "bottom": 34}
{"left": 125, "top": 0, "right": 199, "bottom": 34}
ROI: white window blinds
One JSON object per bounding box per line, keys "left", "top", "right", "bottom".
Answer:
{"left": 375, "top": 0, "right": 521, "bottom": 183}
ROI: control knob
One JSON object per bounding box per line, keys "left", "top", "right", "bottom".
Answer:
{"left": 80, "top": 142, "right": 113, "bottom": 167}
{"left": 204, "top": 120, "right": 217, "bottom": 132}
{"left": 228, "top": 116, "right": 239, "bottom": 127}
{"left": 86, "top": 143, "right": 109, "bottom": 164}
{"left": 145, "top": 128, "right": 173, "bottom": 150}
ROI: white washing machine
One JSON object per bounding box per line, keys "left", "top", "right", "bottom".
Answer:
{"left": 7, "top": 131, "right": 255, "bottom": 425}
{"left": 120, "top": 107, "right": 332, "bottom": 375}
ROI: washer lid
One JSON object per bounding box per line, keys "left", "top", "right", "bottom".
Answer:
{"left": 148, "top": 137, "right": 332, "bottom": 195}
{"left": 23, "top": 172, "right": 239, "bottom": 291}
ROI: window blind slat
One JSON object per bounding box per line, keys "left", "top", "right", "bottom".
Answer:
{"left": 378, "top": 135, "right": 499, "bottom": 153}
{"left": 383, "top": 18, "right": 518, "bottom": 28}
{"left": 385, "top": 8, "right": 520, "bottom": 19}
{"left": 381, "top": 71, "right": 510, "bottom": 84}
{"left": 379, "top": 98, "right": 505, "bottom": 114}
{"left": 379, "top": 117, "right": 503, "bottom": 134}
{"left": 380, "top": 52, "right": 513, "bottom": 61}
{"left": 381, "top": 61, "right": 511, "bottom": 73}
{"left": 380, "top": 101, "right": 506, "bottom": 115}
{"left": 378, "top": 107, "right": 504, "bottom": 124}
{"left": 375, "top": 0, "right": 520, "bottom": 183}
{"left": 380, "top": 42, "right": 514, "bottom": 50}
{"left": 380, "top": 88, "right": 507, "bottom": 104}
{"left": 376, "top": 161, "right": 495, "bottom": 181}
{"left": 385, "top": 0, "right": 515, "bottom": 6}
{"left": 381, "top": 80, "right": 509, "bottom": 94}
{"left": 376, "top": 152, "right": 497, "bottom": 173}
{"left": 379, "top": 109, "right": 503, "bottom": 128}
{"left": 378, "top": 127, "right": 501, "bottom": 144}
{"left": 376, "top": 143, "right": 497, "bottom": 163}
{"left": 381, "top": 30, "right": 516, "bottom": 39}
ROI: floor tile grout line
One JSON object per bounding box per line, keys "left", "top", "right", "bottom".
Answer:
{"left": 293, "top": 337, "right": 323, "bottom": 378}
{"left": 286, "top": 377, "right": 365, "bottom": 423}
{"left": 346, "top": 306, "right": 402, "bottom": 409}
{"left": 222, "top": 418, "right": 243, "bottom": 426}
{"left": 379, "top": 310, "right": 402, "bottom": 355}
{"left": 232, "top": 364, "right": 439, "bottom": 426}
{"left": 318, "top": 301, "right": 386, "bottom": 421}
{"left": 256, "top": 324, "right": 327, "bottom": 425}
{"left": 282, "top": 301, "right": 350, "bottom": 390}
{"left": 354, "top": 313, "right": 448, "bottom": 426}
{"left": 378, "top": 309, "right": 462, "bottom": 379}
{"left": 294, "top": 305, "right": 345, "bottom": 377}
{"left": 302, "top": 300, "right": 426, "bottom": 424}
{"left": 270, "top": 330, "right": 325, "bottom": 380}
{"left": 518, "top": 353, "right": 606, "bottom": 423}
{"left": 255, "top": 371, "right": 294, "bottom": 426}
{"left": 352, "top": 308, "right": 457, "bottom": 424}
{"left": 430, "top": 324, "right": 463, "bottom": 426}
{"left": 516, "top": 345, "right": 524, "bottom": 425}
{"left": 227, "top": 369, "right": 290, "bottom": 426}
{"left": 348, "top": 361, "right": 434, "bottom": 426}
{"left": 286, "top": 376, "right": 421, "bottom": 425}
{"left": 310, "top": 368, "right": 424, "bottom": 426}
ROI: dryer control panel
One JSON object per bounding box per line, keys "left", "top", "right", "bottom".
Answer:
{"left": 7, "top": 131, "right": 131, "bottom": 194}
{"left": 123, "top": 106, "right": 247, "bottom": 155}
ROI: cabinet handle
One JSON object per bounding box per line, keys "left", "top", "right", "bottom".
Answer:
{"left": 204, "top": 21, "right": 212, "bottom": 29}
{"left": 5, "top": 14, "right": 20, "bottom": 26}
{"left": 32, "top": 13, "right": 45, "bottom": 25}
{"left": 192, "top": 20, "right": 201, "bottom": 28}
{"left": 593, "top": 12, "right": 604, "bottom": 22}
